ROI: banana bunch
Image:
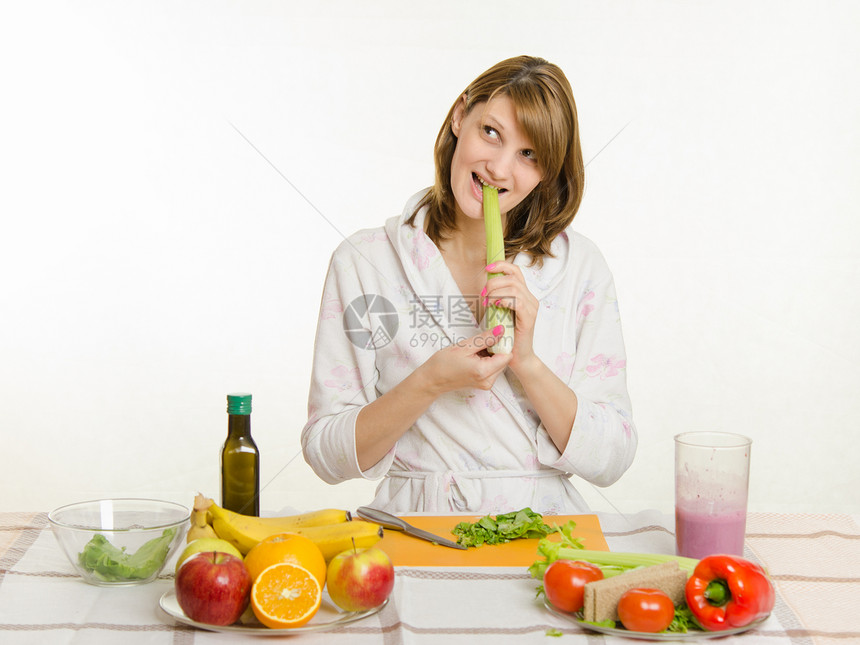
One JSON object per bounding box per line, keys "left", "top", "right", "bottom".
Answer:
{"left": 188, "top": 494, "right": 383, "bottom": 561}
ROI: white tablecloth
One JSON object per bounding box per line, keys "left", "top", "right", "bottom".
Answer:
{"left": 1, "top": 510, "right": 857, "bottom": 643}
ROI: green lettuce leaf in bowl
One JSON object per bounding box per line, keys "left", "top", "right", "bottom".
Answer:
{"left": 78, "top": 528, "right": 177, "bottom": 582}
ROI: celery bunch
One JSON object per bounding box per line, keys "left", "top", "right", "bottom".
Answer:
{"left": 528, "top": 520, "right": 699, "bottom": 580}
{"left": 483, "top": 183, "right": 514, "bottom": 354}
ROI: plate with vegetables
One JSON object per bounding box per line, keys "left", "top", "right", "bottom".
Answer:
{"left": 532, "top": 528, "right": 775, "bottom": 639}
{"left": 544, "top": 600, "right": 768, "bottom": 640}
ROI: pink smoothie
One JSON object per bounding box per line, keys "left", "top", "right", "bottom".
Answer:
{"left": 675, "top": 507, "right": 746, "bottom": 558}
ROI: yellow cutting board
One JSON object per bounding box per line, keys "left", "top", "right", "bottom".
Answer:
{"left": 375, "top": 514, "right": 607, "bottom": 567}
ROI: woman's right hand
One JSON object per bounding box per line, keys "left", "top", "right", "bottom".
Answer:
{"left": 418, "top": 327, "right": 513, "bottom": 395}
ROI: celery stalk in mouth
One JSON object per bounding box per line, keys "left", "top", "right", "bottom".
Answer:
{"left": 483, "top": 183, "right": 514, "bottom": 354}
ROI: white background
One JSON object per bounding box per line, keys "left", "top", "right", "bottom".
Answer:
{"left": 2, "top": 1, "right": 858, "bottom": 515}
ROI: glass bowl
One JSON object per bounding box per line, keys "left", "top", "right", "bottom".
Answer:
{"left": 48, "top": 498, "right": 190, "bottom": 586}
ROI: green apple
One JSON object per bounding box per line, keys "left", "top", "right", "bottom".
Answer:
{"left": 175, "top": 537, "right": 243, "bottom": 572}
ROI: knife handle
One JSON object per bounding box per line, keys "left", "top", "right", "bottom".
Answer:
{"left": 355, "top": 506, "right": 407, "bottom": 531}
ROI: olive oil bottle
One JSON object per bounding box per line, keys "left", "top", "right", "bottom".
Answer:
{"left": 220, "top": 392, "right": 260, "bottom": 516}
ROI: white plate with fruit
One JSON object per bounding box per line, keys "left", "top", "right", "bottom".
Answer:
{"left": 159, "top": 589, "right": 387, "bottom": 635}
{"left": 164, "top": 495, "right": 395, "bottom": 634}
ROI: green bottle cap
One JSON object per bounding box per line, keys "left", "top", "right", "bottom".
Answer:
{"left": 227, "top": 393, "right": 252, "bottom": 415}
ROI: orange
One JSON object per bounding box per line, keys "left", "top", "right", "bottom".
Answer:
{"left": 244, "top": 533, "right": 326, "bottom": 588}
{"left": 251, "top": 563, "right": 321, "bottom": 629}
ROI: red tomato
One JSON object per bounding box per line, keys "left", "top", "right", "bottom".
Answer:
{"left": 543, "top": 560, "right": 604, "bottom": 613}
{"left": 617, "top": 588, "right": 675, "bottom": 633}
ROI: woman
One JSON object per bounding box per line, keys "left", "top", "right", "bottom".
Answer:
{"left": 301, "top": 55, "right": 637, "bottom": 514}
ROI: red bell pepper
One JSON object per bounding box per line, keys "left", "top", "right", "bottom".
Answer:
{"left": 685, "top": 554, "right": 775, "bottom": 631}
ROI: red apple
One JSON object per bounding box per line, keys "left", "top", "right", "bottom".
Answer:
{"left": 326, "top": 546, "right": 394, "bottom": 612}
{"left": 175, "top": 551, "right": 252, "bottom": 626}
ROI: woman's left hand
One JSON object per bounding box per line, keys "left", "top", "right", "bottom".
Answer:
{"left": 483, "top": 261, "right": 540, "bottom": 374}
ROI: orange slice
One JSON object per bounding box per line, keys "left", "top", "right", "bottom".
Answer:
{"left": 251, "top": 563, "right": 321, "bottom": 629}
{"left": 244, "top": 533, "right": 326, "bottom": 588}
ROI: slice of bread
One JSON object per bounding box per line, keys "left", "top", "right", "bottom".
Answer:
{"left": 582, "top": 561, "right": 688, "bottom": 623}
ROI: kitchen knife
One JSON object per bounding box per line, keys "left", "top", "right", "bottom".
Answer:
{"left": 355, "top": 506, "right": 468, "bottom": 550}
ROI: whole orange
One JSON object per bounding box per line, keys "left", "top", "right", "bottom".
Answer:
{"left": 244, "top": 533, "right": 326, "bottom": 588}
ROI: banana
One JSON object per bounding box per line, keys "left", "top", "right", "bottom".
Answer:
{"left": 291, "top": 521, "right": 384, "bottom": 562}
{"left": 212, "top": 515, "right": 383, "bottom": 558}
{"left": 187, "top": 522, "right": 218, "bottom": 542}
{"left": 202, "top": 497, "right": 363, "bottom": 556}
{"left": 187, "top": 493, "right": 218, "bottom": 543}
{"left": 207, "top": 501, "right": 350, "bottom": 532}
{"left": 210, "top": 515, "right": 268, "bottom": 554}
{"left": 209, "top": 509, "right": 383, "bottom": 559}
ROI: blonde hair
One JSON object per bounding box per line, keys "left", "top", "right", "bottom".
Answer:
{"left": 410, "top": 55, "right": 585, "bottom": 265}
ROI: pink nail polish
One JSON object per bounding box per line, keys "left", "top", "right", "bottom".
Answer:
{"left": 494, "top": 299, "right": 501, "bottom": 307}
{"left": 482, "top": 297, "right": 488, "bottom": 307}
{"left": 480, "top": 286, "right": 487, "bottom": 298}
{"left": 486, "top": 263, "right": 497, "bottom": 271}
{"left": 492, "top": 325, "right": 504, "bottom": 336}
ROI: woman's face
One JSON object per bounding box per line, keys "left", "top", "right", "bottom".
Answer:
{"left": 449, "top": 94, "right": 543, "bottom": 223}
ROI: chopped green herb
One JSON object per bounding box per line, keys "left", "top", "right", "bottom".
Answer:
{"left": 77, "top": 528, "right": 176, "bottom": 582}
{"left": 582, "top": 618, "right": 618, "bottom": 629}
{"left": 452, "top": 508, "right": 553, "bottom": 547}
{"left": 666, "top": 602, "right": 699, "bottom": 633}
{"left": 545, "top": 627, "right": 565, "bottom": 637}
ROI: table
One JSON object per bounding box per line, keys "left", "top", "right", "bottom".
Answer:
{"left": 1, "top": 510, "right": 857, "bottom": 644}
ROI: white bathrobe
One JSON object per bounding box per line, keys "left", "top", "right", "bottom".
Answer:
{"left": 301, "top": 191, "right": 637, "bottom": 514}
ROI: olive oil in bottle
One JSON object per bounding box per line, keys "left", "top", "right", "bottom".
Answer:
{"left": 220, "top": 392, "right": 260, "bottom": 516}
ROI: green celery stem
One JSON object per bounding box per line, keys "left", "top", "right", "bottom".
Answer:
{"left": 483, "top": 183, "right": 513, "bottom": 354}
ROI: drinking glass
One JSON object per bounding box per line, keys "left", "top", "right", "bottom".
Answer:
{"left": 674, "top": 431, "right": 752, "bottom": 558}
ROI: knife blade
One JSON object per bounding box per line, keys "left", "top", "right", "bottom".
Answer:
{"left": 355, "top": 506, "right": 468, "bottom": 550}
